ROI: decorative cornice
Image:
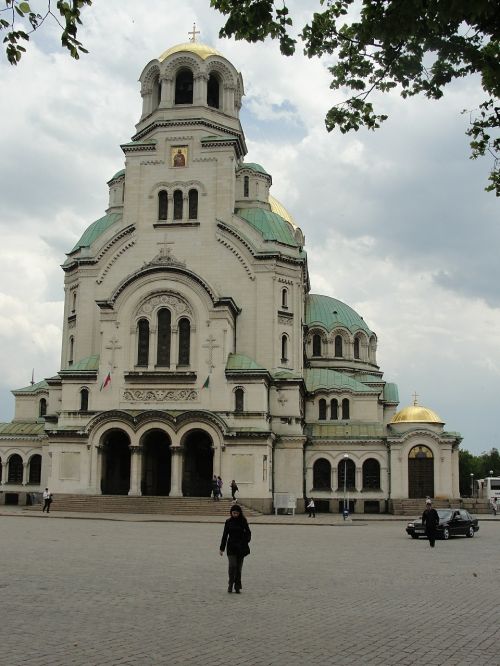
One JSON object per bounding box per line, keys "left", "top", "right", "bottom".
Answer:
{"left": 216, "top": 234, "right": 255, "bottom": 281}
{"left": 123, "top": 388, "right": 198, "bottom": 402}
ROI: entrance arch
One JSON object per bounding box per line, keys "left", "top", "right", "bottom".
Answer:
{"left": 141, "top": 429, "right": 172, "bottom": 496}
{"left": 182, "top": 429, "right": 214, "bottom": 497}
{"left": 101, "top": 430, "right": 131, "bottom": 495}
{"left": 408, "top": 445, "right": 434, "bottom": 498}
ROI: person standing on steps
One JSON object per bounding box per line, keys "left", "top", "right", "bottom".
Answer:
{"left": 42, "top": 488, "right": 52, "bottom": 513}
{"left": 422, "top": 498, "right": 440, "bottom": 548}
{"left": 217, "top": 475, "right": 223, "bottom": 498}
{"left": 230, "top": 479, "right": 239, "bottom": 502}
{"left": 219, "top": 504, "right": 251, "bottom": 593}
{"left": 212, "top": 475, "right": 219, "bottom": 501}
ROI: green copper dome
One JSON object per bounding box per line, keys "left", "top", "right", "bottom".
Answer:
{"left": 305, "top": 294, "right": 373, "bottom": 334}
{"left": 237, "top": 163, "right": 270, "bottom": 176}
{"left": 69, "top": 213, "right": 122, "bottom": 254}
{"left": 236, "top": 208, "right": 299, "bottom": 247}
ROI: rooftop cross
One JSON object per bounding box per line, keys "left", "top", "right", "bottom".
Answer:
{"left": 412, "top": 391, "right": 419, "bottom": 406}
{"left": 188, "top": 23, "right": 200, "bottom": 43}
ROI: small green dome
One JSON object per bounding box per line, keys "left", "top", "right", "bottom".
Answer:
{"left": 306, "top": 294, "right": 373, "bottom": 334}
{"left": 237, "top": 163, "right": 270, "bottom": 176}
{"left": 69, "top": 213, "right": 122, "bottom": 254}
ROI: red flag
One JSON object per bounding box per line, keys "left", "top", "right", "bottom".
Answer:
{"left": 100, "top": 372, "right": 111, "bottom": 391}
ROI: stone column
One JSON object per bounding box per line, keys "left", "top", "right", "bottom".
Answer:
{"left": 167, "top": 194, "right": 174, "bottom": 222}
{"left": 0, "top": 462, "right": 4, "bottom": 484}
{"left": 22, "top": 462, "right": 28, "bottom": 485}
{"left": 160, "top": 75, "right": 173, "bottom": 107}
{"left": 95, "top": 445, "right": 104, "bottom": 494}
{"left": 171, "top": 326, "right": 178, "bottom": 369}
{"left": 170, "top": 447, "right": 183, "bottom": 497}
{"left": 223, "top": 85, "right": 235, "bottom": 114}
{"left": 194, "top": 74, "right": 207, "bottom": 106}
{"left": 182, "top": 194, "right": 189, "bottom": 223}
{"left": 128, "top": 446, "right": 142, "bottom": 496}
{"left": 356, "top": 467, "right": 362, "bottom": 492}
{"left": 140, "top": 88, "right": 151, "bottom": 119}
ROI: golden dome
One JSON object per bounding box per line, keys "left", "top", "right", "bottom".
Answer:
{"left": 269, "top": 194, "right": 297, "bottom": 230}
{"left": 391, "top": 404, "right": 443, "bottom": 424}
{"left": 158, "top": 42, "right": 222, "bottom": 62}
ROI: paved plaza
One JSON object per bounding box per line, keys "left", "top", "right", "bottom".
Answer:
{"left": 0, "top": 513, "right": 498, "bottom": 666}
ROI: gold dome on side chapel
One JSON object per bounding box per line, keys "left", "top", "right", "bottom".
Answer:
{"left": 391, "top": 396, "right": 443, "bottom": 424}
{"left": 158, "top": 42, "right": 222, "bottom": 62}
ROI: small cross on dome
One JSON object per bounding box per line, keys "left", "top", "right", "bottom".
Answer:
{"left": 188, "top": 23, "right": 200, "bottom": 43}
{"left": 412, "top": 391, "right": 419, "bottom": 406}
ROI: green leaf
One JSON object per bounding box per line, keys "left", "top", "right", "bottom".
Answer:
{"left": 19, "top": 2, "right": 31, "bottom": 12}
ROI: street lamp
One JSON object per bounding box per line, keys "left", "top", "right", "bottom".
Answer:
{"left": 490, "top": 470, "right": 494, "bottom": 477}
{"left": 343, "top": 453, "right": 349, "bottom": 518}
{"left": 470, "top": 473, "right": 474, "bottom": 498}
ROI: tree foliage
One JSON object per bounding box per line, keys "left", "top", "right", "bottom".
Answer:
{"left": 1, "top": 0, "right": 91, "bottom": 64}
{"left": 459, "top": 447, "right": 500, "bottom": 496}
{"left": 212, "top": 0, "right": 500, "bottom": 195}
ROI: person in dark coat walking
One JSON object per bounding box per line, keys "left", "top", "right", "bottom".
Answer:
{"left": 211, "top": 475, "right": 219, "bottom": 501}
{"left": 230, "top": 479, "right": 239, "bottom": 502}
{"left": 219, "top": 504, "right": 251, "bottom": 593}
{"left": 422, "top": 498, "right": 440, "bottom": 548}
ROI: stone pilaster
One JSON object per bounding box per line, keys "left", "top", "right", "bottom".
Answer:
{"left": 170, "top": 446, "right": 183, "bottom": 497}
{"left": 128, "top": 446, "right": 142, "bottom": 496}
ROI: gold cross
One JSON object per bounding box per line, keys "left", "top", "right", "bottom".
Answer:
{"left": 188, "top": 23, "right": 200, "bottom": 43}
{"left": 412, "top": 391, "right": 419, "bottom": 406}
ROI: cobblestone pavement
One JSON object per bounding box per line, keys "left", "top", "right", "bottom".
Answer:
{"left": 1, "top": 515, "right": 498, "bottom": 666}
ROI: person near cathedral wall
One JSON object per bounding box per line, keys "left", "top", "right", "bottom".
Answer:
{"left": 307, "top": 498, "right": 316, "bottom": 518}
{"left": 230, "top": 480, "right": 238, "bottom": 502}
{"left": 217, "top": 476, "right": 223, "bottom": 498}
{"left": 212, "top": 475, "right": 219, "bottom": 501}
{"left": 219, "top": 504, "right": 251, "bottom": 593}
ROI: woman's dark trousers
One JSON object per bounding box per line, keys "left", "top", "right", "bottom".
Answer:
{"left": 227, "top": 555, "right": 244, "bottom": 591}
{"left": 426, "top": 529, "right": 436, "bottom": 547}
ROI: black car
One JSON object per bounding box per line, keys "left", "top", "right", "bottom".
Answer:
{"left": 406, "top": 509, "right": 479, "bottom": 540}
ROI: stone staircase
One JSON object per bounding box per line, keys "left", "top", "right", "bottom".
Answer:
{"left": 390, "top": 498, "right": 491, "bottom": 516}
{"left": 27, "top": 494, "right": 261, "bottom": 517}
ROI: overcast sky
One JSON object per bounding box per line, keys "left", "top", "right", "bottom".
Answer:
{"left": 0, "top": 0, "right": 498, "bottom": 455}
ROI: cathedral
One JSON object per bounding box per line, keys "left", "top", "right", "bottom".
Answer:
{"left": 0, "top": 40, "right": 461, "bottom": 512}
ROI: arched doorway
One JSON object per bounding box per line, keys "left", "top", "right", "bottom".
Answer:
{"left": 408, "top": 445, "right": 434, "bottom": 498}
{"left": 101, "top": 430, "right": 131, "bottom": 495}
{"left": 141, "top": 430, "right": 171, "bottom": 496}
{"left": 182, "top": 430, "right": 213, "bottom": 497}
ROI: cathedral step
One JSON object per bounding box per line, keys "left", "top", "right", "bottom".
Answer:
{"left": 28, "top": 494, "right": 262, "bottom": 516}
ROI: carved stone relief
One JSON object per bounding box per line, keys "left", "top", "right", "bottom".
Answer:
{"left": 123, "top": 389, "right": 198, "bottom": 402}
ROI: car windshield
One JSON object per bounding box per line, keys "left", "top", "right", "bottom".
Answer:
{"left": 437, "top": 509, "right": 452, "bottom": 520}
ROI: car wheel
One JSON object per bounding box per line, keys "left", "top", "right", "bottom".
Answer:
{"left": 467, "top": 526, "right": 475, "bottom": 538}
{"left": 442, "top": 528, "right": 450, "bottom": 540}
{"left": 411, "top": 534, "right": 418, "bottom": 539}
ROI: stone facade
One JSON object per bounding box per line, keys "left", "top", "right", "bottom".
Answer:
{"left": 0, "top": 41, "right": 461, "bottom": 512}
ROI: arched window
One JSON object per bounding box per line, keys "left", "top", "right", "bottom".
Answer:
{"left": 313, "top": 458, "right": 331, "bottom": 489}
{"left": 157, "top": 308, "right": 171, "bottom": 366}
{"left": 363, "top": 458, "right": 380, "bottom": 489}
{"left": 153, "top": 75, "right": 161, "bottom": 109}
{"left": 342, "top": 398, "right": 350, "bottom": 420}
{"left": 330, "top": 398, "right": 338, "bottom": 420}
{"left": 188, "top": 189, "right": 198, "bottom": 219}
{"left": 137, "top": 319, "right": 149, "bottom": 366}
{"left": 235, "top": 388, "right": 244, "bottom": 413}
{"left": 178, "top": 318, "right": 191, "bottom": 366}
{"left": 338, "top": 458, "right": 356, "bottom": 490}
{"left": 281, "top": 335, "right": 288, "bottom": 362}
{"left": 207, "top": 73, "right": 220, "bottom": 108}
{"left": 244, "top": 176, "right": 249, "bottom": 197}
{"left": 318, "top": 398, "right": 327, "bottom": 420}
{"left": 39, "top": 398, "right": 47, "bottom": 418}
{"left": 175, "top": 68, "right": 193, "bottom": 104}
{"left": 68, "top": 336, "right": 74, "bottom": 366}
{"left": 173, "top": 190, "right": 183, "bottom": 220}
{"left": 29, "top": 454, "right": 42, "bottom": 484}
{"left": 72, "top": 291, "right": 77, "bottom": 312}
{"left": 354, "top": 337, "right": 360, "bottom": 359}
{"left": 334, "top": 335, "right": 343, "bottom": 358}
{"left": 158, "top": 190, "right": 168, "bottom": 220}
{"left": 8, "top": 454, "right": 23, "bottom": 484}
{"left": 281, "top": 288, "right": 288, "bottom": 308}
{"left": 312, "top": 334, "right": 322, "bottom": 357}
{"left": 80, "top": 388, "right": 89, "bottom": 411}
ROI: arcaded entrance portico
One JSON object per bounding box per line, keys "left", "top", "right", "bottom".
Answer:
{"left": 141, "top": 430, "right": 171, "bottom": 496}
{"left": 182, "top": 430, "right": 213, "bottom": 497}
{"left": 101, "top": 430, "right": 131, "bottom": 495}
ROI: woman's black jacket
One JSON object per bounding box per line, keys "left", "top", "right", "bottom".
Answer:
{"left": 220, "top": 517, "right": 251, "bottom": 557}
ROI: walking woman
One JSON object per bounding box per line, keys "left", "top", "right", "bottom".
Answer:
{"left": 219, "top": 504, "right": 251, "bottom": 593}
